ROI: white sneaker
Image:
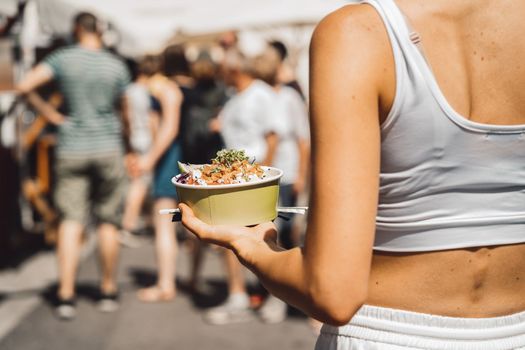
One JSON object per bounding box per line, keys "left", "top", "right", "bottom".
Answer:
{"left": 203, "top": 293, "right": 254, "bottom": 325}
{"left": 258, "top": 295, "right": 287, "bottom": 324}
{"left": 97, "top": 292, "right": 120, "bottom": 313}
{"left": 55, "top": 299, "right": 76, "bottom": 320}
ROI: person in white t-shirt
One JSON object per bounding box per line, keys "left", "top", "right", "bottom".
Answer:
{"left": 219, "top": 80, "right": 277, "bottom": 163}
{"left": 218, "top": 59, "right": 278, "bottom": 165}
{"left": 203, "top": 49, "right": 279, "bottom": 325}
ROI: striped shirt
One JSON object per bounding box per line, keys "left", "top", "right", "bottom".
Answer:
{"left": 42, "top": 45, "right": 130, "bottom": 157}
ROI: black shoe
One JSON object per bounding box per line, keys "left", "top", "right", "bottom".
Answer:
{"left": 55, "top": 297, "right": 76, "bottom": 320}
{"left": 97, "top": 291, "right": 119, "bottom": 313}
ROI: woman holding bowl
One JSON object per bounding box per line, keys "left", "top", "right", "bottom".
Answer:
{"left": 180, "top": 0, "right": 525, "bottom": 348}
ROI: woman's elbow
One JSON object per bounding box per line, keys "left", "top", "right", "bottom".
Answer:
{"left": 309, "top": 286, "right": 368, "bottom": 326}
{"left": 316, "top": 300, "right": 365, "bottom": 326}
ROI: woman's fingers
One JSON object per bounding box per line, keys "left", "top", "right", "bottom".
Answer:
{"left": 179, "top": 203, "right": 212, "bottom": 239}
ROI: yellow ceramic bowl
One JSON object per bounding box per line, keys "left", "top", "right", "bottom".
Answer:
{"left": 172, "top": 166, "right": 283, "bottom": 226}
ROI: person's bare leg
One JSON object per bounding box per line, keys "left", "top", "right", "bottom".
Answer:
{"left": 225, "top": 250, "right": 246, "bottom": 295}
{"left": 154, "top": 198, "right": 177, "bottom": 292}
{"left": 121, "top": 179, "right": 148, "bottom": 232}
{"left": 189, "top": 237, "right": 204, "bottom": 290}
{"left": 97, "top": 223, "right": 120, "bottom": 294}
{"left": 138, "top": 198, "right": 176, "bottom": 301}
{"left": 57, "top": 220, "right": 84, "bottom": 300}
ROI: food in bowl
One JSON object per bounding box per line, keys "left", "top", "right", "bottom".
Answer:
{"left": 174, "top": 149, "right": 268, "bottom": 186}
{"left": 172, "top": 149, "right": 283, "bottom": 226}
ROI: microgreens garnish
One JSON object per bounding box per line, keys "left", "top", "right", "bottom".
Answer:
{"left": 212, "top": 149, "right": 249, "bottom": 167}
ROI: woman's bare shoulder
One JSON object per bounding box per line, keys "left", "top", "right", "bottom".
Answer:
{"left": 310, "top": 4, "right": 396, "bottom": 117}
{"left": 311, "top": 4, "right": 389, "bottom": 54}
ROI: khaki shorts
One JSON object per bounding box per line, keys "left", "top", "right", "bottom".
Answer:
{"left": 54, "top": 154, "right": 127, "bottom": 226}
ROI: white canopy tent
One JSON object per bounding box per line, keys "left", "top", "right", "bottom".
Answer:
{"left": 30, "top": 0, "right": 351, "bottom": 56}
{"left": 0, "top": 1, "right": 18, "bottom": 17}
{"left": 3, "top": 0, "right": 356, "bottom": 92}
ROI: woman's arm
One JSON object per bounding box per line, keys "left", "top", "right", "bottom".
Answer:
{"left": 181, "top": 4, "right": 390, "bottom": 325}
{"left": 119, "top": 93, "right": 141, "bottom": 178}
{"left": 139, "top": 81, "right": 183, "bottom": 173}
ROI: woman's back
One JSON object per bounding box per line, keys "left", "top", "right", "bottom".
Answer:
{"left": 358, "top": 0, "right": 525, "bottom": 317}
{"left": 397, "top": 0, "right": 525, "bottom": 126}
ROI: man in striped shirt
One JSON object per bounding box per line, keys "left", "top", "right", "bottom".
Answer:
{"left": 16, "top": 12, "right": 131, "bottom": 320}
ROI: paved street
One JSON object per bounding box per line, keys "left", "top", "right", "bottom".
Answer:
{"left": 0, "top": 233, "right": 317, "bottom": 350}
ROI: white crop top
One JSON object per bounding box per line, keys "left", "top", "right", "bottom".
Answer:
{"left": 361, "top": 0, "right": 525, "bottom": 252}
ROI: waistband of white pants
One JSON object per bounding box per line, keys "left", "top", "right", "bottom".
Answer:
{"left": 320, "top": 305, "right": 525, "bottom": 350}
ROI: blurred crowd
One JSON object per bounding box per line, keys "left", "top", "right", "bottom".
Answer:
{"left": 11, "top": 12, "right": 311, "bottom": 325}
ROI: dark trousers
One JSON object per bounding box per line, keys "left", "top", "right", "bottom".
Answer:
{"left": 277, "top": 184, "right": 297, "bottom": 249}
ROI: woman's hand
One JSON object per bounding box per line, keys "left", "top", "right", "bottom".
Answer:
{"left": 179, "top": 203, "right": 281, "bottom": 267}
{"left": 136, "top": 154, "right": 155, "bottom": 175}
{"left": 125, "top": 152, "right": 140, "bottom": 178}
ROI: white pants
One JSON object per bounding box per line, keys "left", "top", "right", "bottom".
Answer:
{"left": 315, "top": 305, "right": 525, "bottom": 350}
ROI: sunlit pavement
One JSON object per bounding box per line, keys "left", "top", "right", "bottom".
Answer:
{"left": 0, "top": 232, "right": 317, "bottom": 350}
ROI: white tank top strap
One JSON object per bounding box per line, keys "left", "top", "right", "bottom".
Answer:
{"left": 360, "top": 0, "right": 436, "bottom": 133}
{"left": 360, "top": 0, "right": 419, "bottom": 50}
{"left": 362, "top": 0, "right": 525, "bottom": 134}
